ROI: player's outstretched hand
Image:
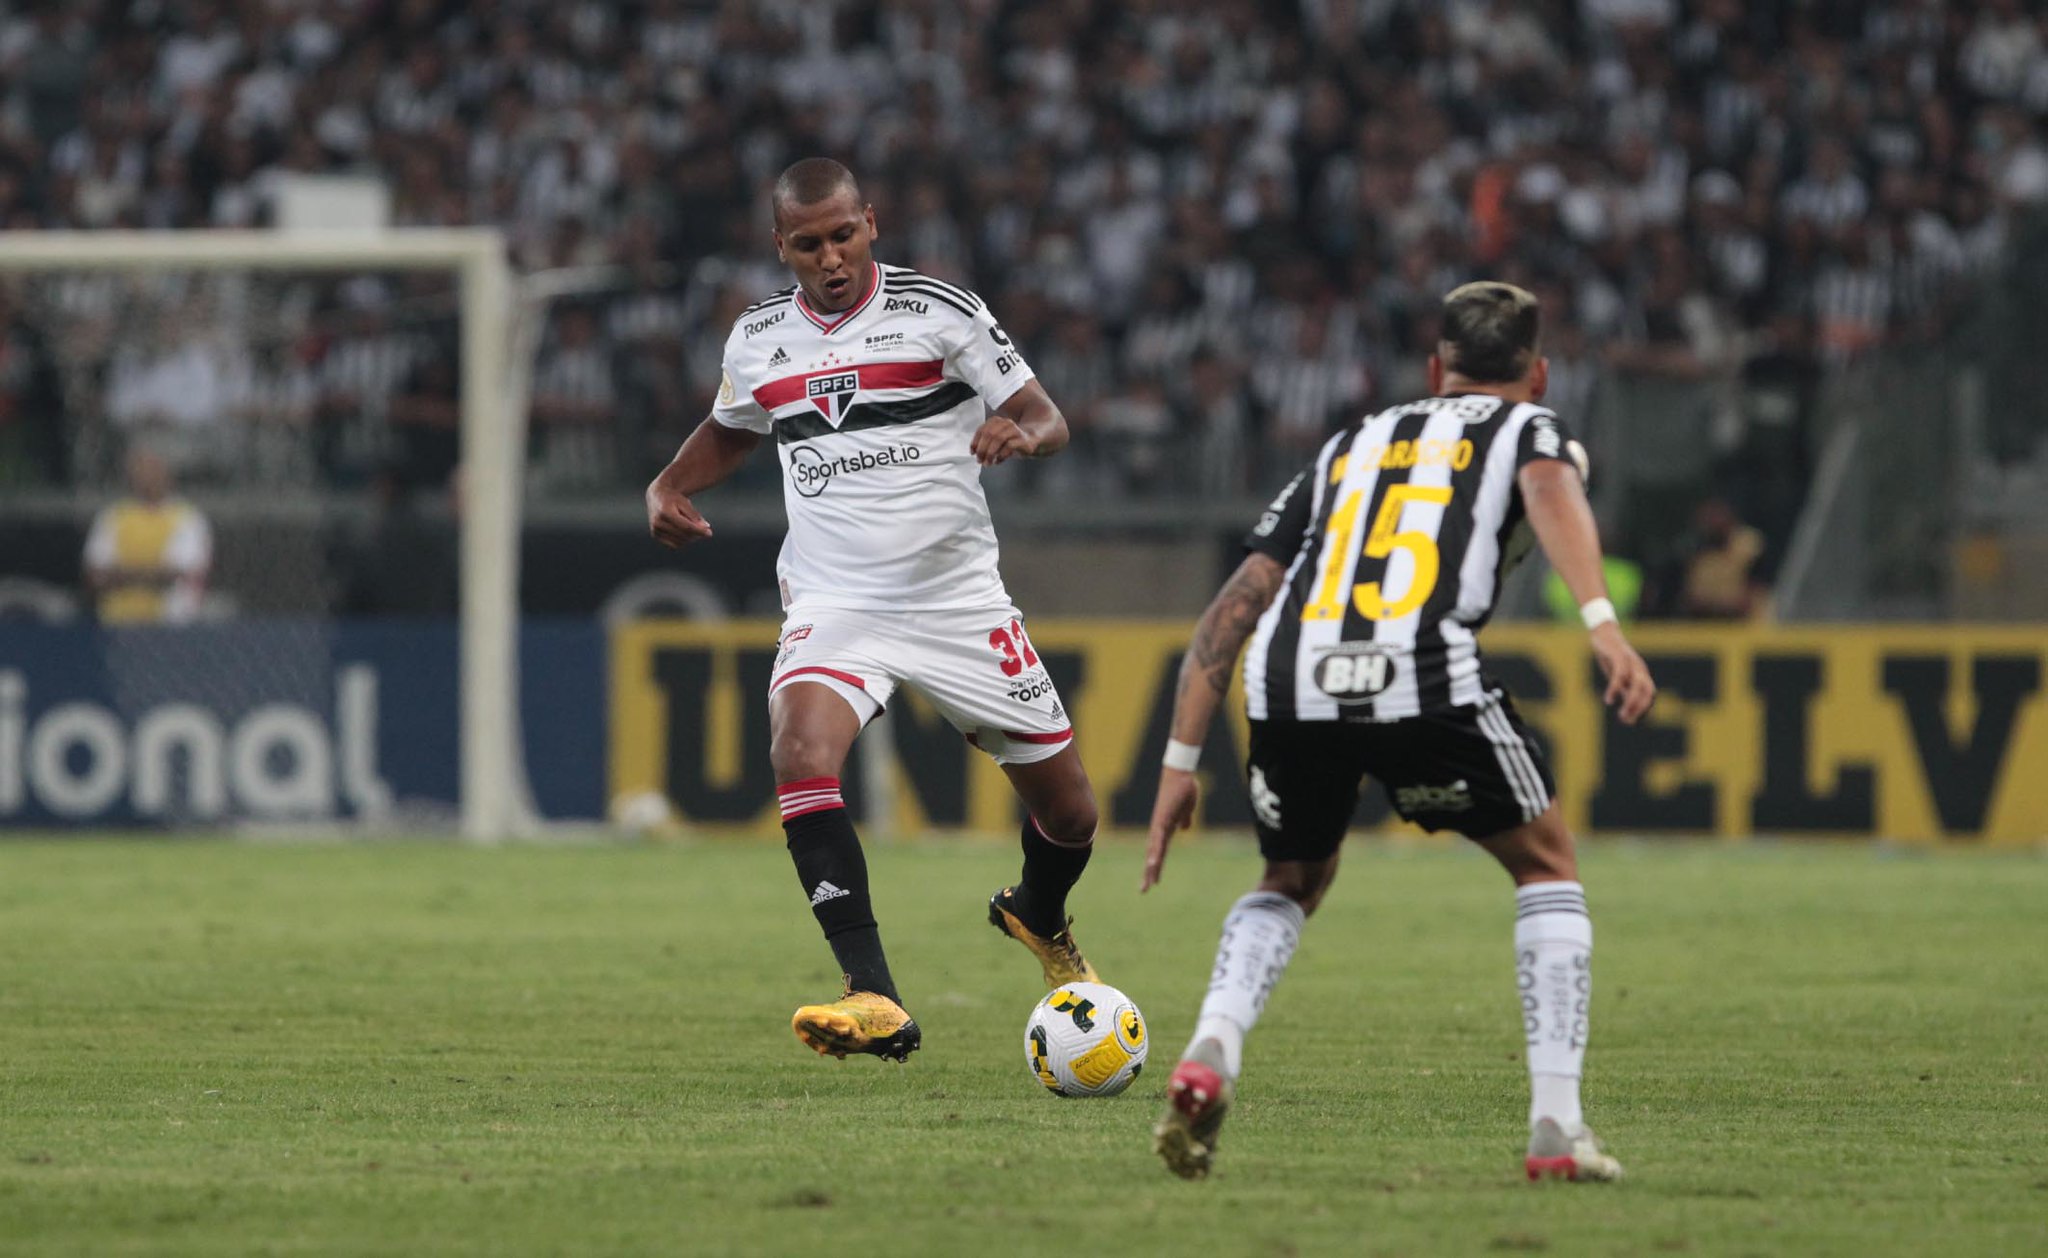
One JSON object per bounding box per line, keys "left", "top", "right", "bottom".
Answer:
{"left": 1590, "top": 623, "right": 1656, "bottom": 724}
{"left": 970, "top": 417, "right": 1037, "bottom": 466}
{"left": 646, "top": 482, "right": 713, "bottom": 548}
{"left": 1141, "top": 769, "right": 1201, "bottom": 892}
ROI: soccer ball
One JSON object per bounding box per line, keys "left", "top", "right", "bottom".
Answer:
{"left": 1023, "top": 981, "right": 1148, "bottom": 1098}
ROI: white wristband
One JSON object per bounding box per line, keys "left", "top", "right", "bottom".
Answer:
{"left": 1162, "top": 738, "right": 1202, "bottom": 772}
{"left": 1579, "top": 597, "right": 1618, "bottom": 631}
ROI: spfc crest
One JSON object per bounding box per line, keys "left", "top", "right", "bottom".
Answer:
{"left": 805, "top": 371, "right": 859, "bottom": 423}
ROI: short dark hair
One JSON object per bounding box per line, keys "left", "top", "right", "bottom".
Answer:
{"left": 1439, "top": 281, "right": 1540, "bottom": 383}
{"left": 772, "top": 158, "right": 861, "bottom": 224}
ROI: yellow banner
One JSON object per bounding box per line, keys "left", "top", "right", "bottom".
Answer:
{"left": 610, "top": 621, "right": 2048, "bottom": 843}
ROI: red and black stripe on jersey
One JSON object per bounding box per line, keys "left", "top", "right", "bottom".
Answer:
{"left": 751, "top": 359, "right": 976, "bottom": 444}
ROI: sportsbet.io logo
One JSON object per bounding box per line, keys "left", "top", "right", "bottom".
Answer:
{"left": 788, "top": 444, "right": 921, "bottom": 497}
{"left": 1312, "top": 644, "right": 1399, "bottom": 704}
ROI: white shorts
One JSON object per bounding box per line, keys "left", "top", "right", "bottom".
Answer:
{"left": 770, "top": 605, "right": 1074, "bottom": 766}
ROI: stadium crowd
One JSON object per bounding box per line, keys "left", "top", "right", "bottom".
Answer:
{"left": 2, "top": 0, "right": 2046, "bottom": 593}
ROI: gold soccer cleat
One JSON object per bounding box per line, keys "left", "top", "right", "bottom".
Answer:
{"left": 790, "top": 989, "right": 922, "bottom": 1063}
{"left": 1525, "top": 1118, "right": 1625, "bottom": 1183}
{"left": 1153, "top": 1039, "right": 1234, "bottom": 1181}
{"left": 987, "top": 887, "right": 1099, "bottom": 988}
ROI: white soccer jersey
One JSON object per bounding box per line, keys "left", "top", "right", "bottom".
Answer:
{"left": 710, "top": 263, "right": 1034, "bottom": 612}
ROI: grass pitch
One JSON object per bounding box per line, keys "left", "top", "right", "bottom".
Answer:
{"left": 0, "top": 836, "right": 2042, "bottom": 1257}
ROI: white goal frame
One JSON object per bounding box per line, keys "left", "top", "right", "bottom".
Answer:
{"left": 0, "top": 229, "right": 529, "bottom": 840}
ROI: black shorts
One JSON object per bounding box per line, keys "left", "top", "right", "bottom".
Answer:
{"left": 1245, "top": 691, "right": 1556, "bottom": 862}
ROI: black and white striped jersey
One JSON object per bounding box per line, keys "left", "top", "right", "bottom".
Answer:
{"left": 1241, "top": 393, "right": 1583, "bottom": 723}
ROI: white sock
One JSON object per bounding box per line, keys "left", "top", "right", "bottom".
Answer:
{"left": 1186, "top": 890, "right": 1305, "bottom": 1079}
{"left": 1515, "top": 881, "right": 1592, "bottom": 1131}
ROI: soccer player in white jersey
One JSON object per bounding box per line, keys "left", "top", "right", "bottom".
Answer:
{"left": 1141, "top": 283, "right": 1657, "bottom": 1181}
{"left": 646, "top": 159, "right": 1101, "bottom": 1064}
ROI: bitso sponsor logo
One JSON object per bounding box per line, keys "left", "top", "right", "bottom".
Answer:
{"left": 788, "top": 444, "right": 922, "bottom": 497}
{"left": 1396, "top": 779, "right": 1473, "bottom": 813}
{"left": 990, "top": 324, "right": 1021, "bottom": 374}
{"left": 1312, "top": 644, "right": 1398, "bottom": 704}
{"left": 743, "top": 310, "right": 786, "bottom": 338}
{"left": 883, "top": 296, "right": 929, "bottom": 315}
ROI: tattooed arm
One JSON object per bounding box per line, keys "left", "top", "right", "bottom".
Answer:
{"left": 1142, "top": 552, "right": 1287, "bottom": 891}
{"left": 1170, "top": 553, "right": 1287, "bottom": 744}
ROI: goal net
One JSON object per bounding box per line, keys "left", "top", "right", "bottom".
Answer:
{"left": 0, "top": 230, "right": 540, "bottom": 839}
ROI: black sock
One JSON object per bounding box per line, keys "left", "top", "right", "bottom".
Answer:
{"left": 780, "top": 778, "right": 899, "bottom": 1005}
{"left": 1011, "top": 815, "right": 1093, "bottom": 937}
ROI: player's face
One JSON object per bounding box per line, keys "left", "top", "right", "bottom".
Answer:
{"left": 774, "top": 191, "right": 878, "bottom": 312}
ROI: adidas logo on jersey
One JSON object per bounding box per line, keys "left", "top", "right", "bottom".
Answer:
{"left": 810, "top": 881, "right": 851, "bottom": 906}
{"left": 768, "top": 347, "right": 790, "bottom": 367}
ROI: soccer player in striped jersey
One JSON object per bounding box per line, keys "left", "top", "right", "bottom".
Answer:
{"left": 645, "top": 159, "right": 1102, "bottom": 1065}
{"left": 1142, "top": 282, "right": 1656, "bottom": 1182}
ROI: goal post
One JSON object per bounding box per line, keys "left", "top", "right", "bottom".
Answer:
{"left": 0, "top": 229, "right": 531, "bottom": 840}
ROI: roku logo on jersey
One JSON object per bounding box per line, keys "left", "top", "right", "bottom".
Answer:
{"left": 788, "top": 444, "right": 922, "bottom": 497}
{"left": 743, "top": 310, "right": 785, "bottom": 337}
{"left": 1312, "top": 645, "right": 1398, "bottom": 703}
{"left": 883, "top": 296, "right": 929, "bottom": 315}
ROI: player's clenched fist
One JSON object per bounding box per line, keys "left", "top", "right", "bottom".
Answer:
{"left": 645, "top": 480, "right": 713, "bottom": 548}
{"left": 970, "top": 417, "right": 1037, "bottom": 466}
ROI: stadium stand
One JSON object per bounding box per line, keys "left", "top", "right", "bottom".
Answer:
{"left": 1, "top": 1, "right": 2045, "bottom": 593}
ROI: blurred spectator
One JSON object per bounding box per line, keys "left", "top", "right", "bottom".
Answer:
{"left": 1544, "top": 557, "right": 1644, "bottom": 625}
{"left": 0, "top": 0, "right": 2040, "bottom": 586}
{"left": 0, "top": 285, "right": 65, "bottom": 485}
{"left": 530, "top": 304, "right": 617, "bottom": 492}
{"left": 83, "top": 445, "right": 212, "bottom": 624}
{"left": 1677, "top": 497, "right": 1769, "bottom": 619}
{"left": 333, "top": 461, "right": 457, "bottom": 617}
{"left": 389, "top": 340, "right": 460, "bottom": 490}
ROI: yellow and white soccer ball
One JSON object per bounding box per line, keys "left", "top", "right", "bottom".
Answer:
{"left": 1023, "top": 981, "right": 1147, "bottom": 1097}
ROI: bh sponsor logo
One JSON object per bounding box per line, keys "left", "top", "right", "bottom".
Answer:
{"left": 1312, "top": 644, "right": 1398, "bottom": 704}
{"left": 0, "top": 669, "right": 393, "bottom": 822}
{"left": 788, "top": 444, "right": 922, "bottom": 497}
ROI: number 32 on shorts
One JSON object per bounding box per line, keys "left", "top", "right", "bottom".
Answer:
{"left": 1302, "top": 484, "right": 1454, "bottom": 622}
{"left": 989, "top": 619, "right": 1042, "bottom": 676}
